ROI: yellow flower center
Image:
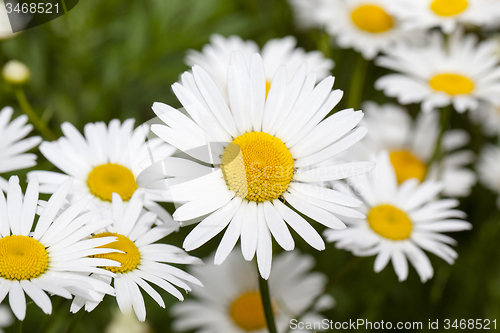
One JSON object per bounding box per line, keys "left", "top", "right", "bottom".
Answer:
{"left": 351, "top": 4, "right": 394, "bottom": 33}
{"left": 429, "top": 73, "right": 474, "bottom": 96}
{"left": 87, "top": 163, "right": 138, "bottom": 202}
{"left": 265, "top": 81, "right": 271, "bottom": 100}
{"left": 92, "top": 232, "right": 140, "bottom": 273}
{"left": 430, "top": 0, "right": 468, "bottom": 17}
{"left": 0, "top": 235, "right": 49, "bottom": 281}
{"left": 389, "top": 150, "right": 427, "bottom": 184}
{"left": 368, "top": 204, "right": 412, "bottom": 240}
{"left": 221, "top": 132, "right": 294, "bottom": 203}
{"left": 229, "top": 292, "right": 268, "bottom": 331}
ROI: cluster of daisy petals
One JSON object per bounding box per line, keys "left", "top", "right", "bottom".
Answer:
{"left": 2, "top": 0, "right": 500, "bottom": 332}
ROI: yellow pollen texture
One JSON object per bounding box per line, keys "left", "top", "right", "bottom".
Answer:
{"left": 221, "top": 132, "right": 294, "bottom": 203}
{"left": 351, "top": 4, "right": 394, "bottom": 33}
{"left": 87, "top": 163, "right": 138, "bottom": 202}
{"left": 429, "top": 73, "right": 474, "bottom": 96}
{"left": 368, "top": 204, "right": 413, "bottom": 240}
{"left": 430, "top": 0, "right": 468, "bottom": 17}
{"left": 0, "top": 235, "right": 49, "bottom": 281}
{"left": 92, "top": 232, "right": 140, "bottom": 273}
{"left": 229, "top": 292, "right": 268, "bottom": 331}
{"left": 389, "top": 150, "right": 427, "bottom": 184}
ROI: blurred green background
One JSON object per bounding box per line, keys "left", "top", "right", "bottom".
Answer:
{"left": 1, "top": 0, "right": 499, "bottom": 332}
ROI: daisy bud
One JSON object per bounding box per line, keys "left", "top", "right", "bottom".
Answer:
{"left": 2, "top": 60, "right": 30, "bottom": 85}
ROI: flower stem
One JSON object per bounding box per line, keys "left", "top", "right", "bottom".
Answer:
{"left": 14, "top": 318, "right": 22, "bottom": 333}
{"left": 65, "top": 310, "right": 84, "bottom": 333}
{"left": 428, "top": 105, "right": 452, "bottom": 168}
{"left": 258, "top": 270, "right": 277, "bottom": 333}
{"left": 347, "top": 53, "right": 368, "bottom": 110}
{"left": 15, "top": 89, "right": 57, "bottom": 141}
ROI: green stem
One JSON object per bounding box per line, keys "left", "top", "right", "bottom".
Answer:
{"left": 15, "top": 89, "right": 57, "bottom": 141}
{"left": 64, "top": 310, "right": 84, "bottom": 333}
{"left": 14, "top": 318, "right": 22, "bottom": 333}
{"left": 258, "top": 270, "right": 277, "bottom": 333}
{"left": 60, "top": 0, "right": 68, "bottom": 13}
{"left": 347, "top": 53, "right": 368, "bottom": 110}
{"left": 427, "top": 106, "right": 453, "bottom": 169}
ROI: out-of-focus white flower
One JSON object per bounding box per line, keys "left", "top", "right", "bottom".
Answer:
{"left": 470, "top": 101, "right": 500, "bottom": 137}
{"left": 376, "top": 29, "right": 500, "bottom": 113}
{"left": 105, "top": 309, "right": 151, "bottom": 333}
{"left": 2, "top": 60, "right": 30, "bottom": 85}
{"left": 325, "top": 151, "right": 472, "bottom": 283}
{"left": 0, "top": 306, "right": 13, "bottom": 333}
{"left": 477, "top": 144, "right": 500, "bottom": 207}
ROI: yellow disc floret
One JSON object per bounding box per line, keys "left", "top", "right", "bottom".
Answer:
{"left": 429, "top": 73, "right": 474, "bottom": 96}
{"left": 92, "top": 232, "right": 140, "bottom": 273}
{"left": 87, "top": 163, "right": 138, "bottom": 202}
{"left": 0, "top": 235, "right": 49, "bottom": 280}
{"left": 265, "top": 81, "right": 272, "bottom": 100}
{"left": 389, "top": 150, "right": 427, "bottom": 184}
{"left": 351, "top": 4, "right": 394, "bottom": 33}
{"left": 368, "top": 204, "right": 413, "bottom": 240}
{"left": 229, "top": 292, "right": 268, "bottom": 331}
{"left": 430, "top": 0, "right": 468, "bottom": 17}
{"left": 221, "top": 132, "right": 294, "bottom": 203}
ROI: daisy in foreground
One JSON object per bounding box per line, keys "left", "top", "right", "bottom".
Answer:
{"left": 477, "top": 144, "right": 500, "bottom": 208}
{"left": 375, "top": 29, "right": 500, "bottom": 113}
{"left": 71, "top": 190, "right": 202, "bottom": 322}
{"left": 325, "top": 151, "right": 471, "bottom": 282}
{"left": 148, "top": 52, "right": 374, "bottom": 279}
{"left": 186, "top": 34, "right": 334, "bottom": 96}
{"left": 0, "top": 176, "right": 119, "bottom": 320}
{"left": 390, "top": 0, "right": 500, "bottom": 33}
{"left": 0, "top": 106, "right": 41, "bottom": 190}
{"left": 171, "top": 249, "right": 334, "bottom": 333}
{"left": 296, "top": 0, "right": 423, "bottom": 59}
{"left": 28, "top": 119, "right": 176, "bottom": 223}
{"left": 348, "top": 101, "right": 476, "bottom": 197}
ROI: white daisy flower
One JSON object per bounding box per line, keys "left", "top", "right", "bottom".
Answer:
{"left": 186, "top": 34, "right": 334, "bottom": 96}
{"left": 308, "top": 0, "right": 424, "bottom": 59}
{"left": 390, "top": 0, "right": 500, "bottom": 34}
{"left": 287, "top": 0, "right": 323, "bottom": 29}
{"left": 71, "top": 190, "right": 202, "bottom": 322}
{"left": 171, "top": 249, "right": 334, "bottom": 333}
{"left": 0, "top": 176, "right": 119, "bottom": 321}
{"left": 27, "top": 119, "right": 177, "bottom": 223}
{"left": 147, "top": 52, "right": 373, "bottom": 279}
{"left": 469, "top": 101, "right": 500, "bottom": 136}
{"left": 0, "top": 106, "right": 41, "bottom": 191}
{"left": 0, "top": 306, "right": 12, "bottom": 332}
{"left": 477, "top": 144, "right": 500, "bottom": 207}
{"left": 347, "top": 101, "right": 476, "bottom": 197}
{"left": 375, "top": 29, "right": 500, "bottom": 113}
{"left": 325, "top": 151, "right": 472, "bottom": 283}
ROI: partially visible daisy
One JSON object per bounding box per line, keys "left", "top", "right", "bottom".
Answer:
{"left": 149, "top": 52, "right": 373, "bottom": 279}
{"left": 390, "top": 0, "right": 500, "bottom": 34}
{"left": 28, "top": 119, "right": 176, "bottom": 223}
{"left": 186, "top": 34, "right": 334, "bottom": 95}
{"left": 469, "top": 101, "right": 500, "bottom": 136}
{"left": 348, "top": 101, "right": 476, "bottom": 197}
{"left": 375, "top": 29, "right": 500, "bottom": 113}
{"left": 287, "top": 0, "right": 323, "bottom": 29}
{"left": 477, "top": 144, "right": 500, "bottom": 207}
{"left": 0, "top": 306, "right": 12, "bottom": 333}
{"left": 325, "top": 151, "right": 472, "bottom": 282}
{"left": 0, "top": 176, "right": 119, "bottom": 320}
{"left": 0, "top": 106, "right": 41, "bottom": 191}
{"left": 171, "top": 249, "right": 334, "bottom": 333}
{"left": 71, "top": 190, "right": 202, "bottom": 322}
{"left": 311, "top": 0, "right": 424, "bottom": 59}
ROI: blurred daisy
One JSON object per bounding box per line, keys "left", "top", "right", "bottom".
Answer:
{"left": 0, "top": 106, "right": 41, "bottom": 191}
{"left": 469, "top": 101, "right": 500, "bottom": 136}
{"left": 390, "top": 0, "right": 500, "bottom": 34}
{"left": 0, "top": 176, "right": 118, "bottom": 320}
{"left": 375, "top": 29, "right": 500, "bottom": 113}
{"left": 0, "top": 306, "right": 12, "bottom": 333}
{"left": 149, "top": 52, "right": 373, "bottom": 279}
{"left": 287, "top": 0, "right": 323, "bottom": 29}
{"left": 171, "top": 249, "right": 334, "bottom": 333}
{"left": 308, "top": 0, "right": 424, "bottom": 59}
{"left": 186, "top": 34, "right": 334, "bottom": 96}
{"left": 348, "top": 102, "right": 476, "bottom": 197}
{"left": 325, "top": 151, "right": 472, "bottom": 282}
{"left": 71, "top": 190, "right": 202, "bottom": 322}
{"left": 28, "top": 119, "right": 176, "bottom": 223}
{"left": 477, "top": 144, "right": 500, "bottom": 207}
